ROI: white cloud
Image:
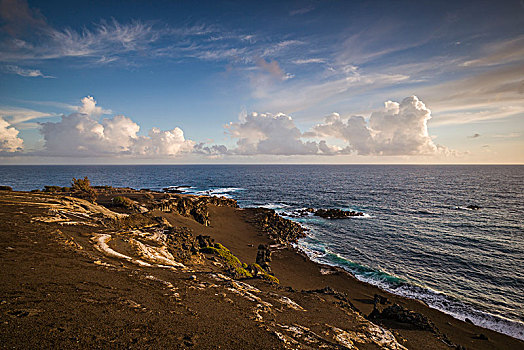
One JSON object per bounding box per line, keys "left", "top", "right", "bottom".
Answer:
{"left": 0, "top": 117, "right": 23, "bottom": 152}
{"left": 130, "top": 127, "right": 194, "bottom": 156}
{"left": 200, "top": 96, "right": 453, "bottom": 157}
{"left": 39, "top": 97, "right": 194, "bottom": 157}
{"left": 308, "top": 96, "right": 450, "bottom": 156}
{"left": 76, "top": 96, "right": 111, "bottom": 117}
{"left": 225, "top": 112, "right": 333, "bottom": 155}
{"left": 2, "top": 64, "right": 53, "bottom": 78}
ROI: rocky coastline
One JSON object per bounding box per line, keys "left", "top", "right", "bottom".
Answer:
{"left": 0, "top": 183, "right": 522, "bottom": 349}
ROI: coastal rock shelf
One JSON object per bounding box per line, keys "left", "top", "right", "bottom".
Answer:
{"left": 0, "top": 185, "right": 520, "bottom": 349}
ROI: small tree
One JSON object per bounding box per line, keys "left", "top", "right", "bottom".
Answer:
{"left": 71, "top": 176, "right": 97, "bottom": 203}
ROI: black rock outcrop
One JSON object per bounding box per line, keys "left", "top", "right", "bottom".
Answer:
{"left": 250, "top": 208, "right": 305, "bottom": 244}
{"left": 157, "top": 195, "right": 239, "bottom": 226}
{"left": 256, "top": 244, "right": 272, "bottom": 272}
{"left": 369, "top": 303, "right": 437, "bottom": 332}
{"left": 164, "top": 226, "right": 201, "bottom": 262}
{"left": 314, "top": 208, "right": 364, "bottom": 219}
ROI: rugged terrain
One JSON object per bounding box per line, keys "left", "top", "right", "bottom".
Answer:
{"left": 0, "top": 187, "right": 522, "bottom": 349}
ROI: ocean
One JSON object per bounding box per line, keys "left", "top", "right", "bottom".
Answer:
{"left": 0, "top": 164, "right": 523, "bottom": 340}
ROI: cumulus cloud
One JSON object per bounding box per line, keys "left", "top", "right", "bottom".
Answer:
{"left": 308, "top": 96, "right": 449, "bottom": 156}
{"left": 225, "top": 112, "right": 334, "bottom": 155}
{"left": 39, "top": 97, "right": 194, "bottom": 157}
{"left": 0, "top": 117, "right": 23, "bottom": 152}
{"left": 198, "top": 96, "right": 451, "bottom": 157}
{"left": 129, "top": 127, "right": 194, "bottom": 156}
{"left": 75, "top": 96, "right": 111, "bottom": 117}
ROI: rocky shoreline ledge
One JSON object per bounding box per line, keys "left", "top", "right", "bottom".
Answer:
{"left": 0, "top": 182, "right": 522, "bottom": 349}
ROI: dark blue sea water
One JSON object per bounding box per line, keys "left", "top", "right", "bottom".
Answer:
{"left": 1, "top": 165, "right": 523, "bottom": 339}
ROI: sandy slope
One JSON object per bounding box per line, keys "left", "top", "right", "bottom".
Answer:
{"left": 0, "top": 189, "right": 522, "bottom": 349}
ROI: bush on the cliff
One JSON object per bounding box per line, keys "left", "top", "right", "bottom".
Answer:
{"left": 71, "top": 176, "right": 97, "bottom": 203}
{"left": 111, "top": 196, "right": 135, "bottom": 208}
{"left": 44, "top": 185, "right": 71, "bottom": 192}
{"left": 0, "top": 185, "right": 13, "bottom": 191}
{"left": 44, "top": 185, "right": 61, "bottom": 192}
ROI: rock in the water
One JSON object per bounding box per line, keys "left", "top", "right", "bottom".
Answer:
{"left": 314, "top": 208, "right": 364, "bottom": 219}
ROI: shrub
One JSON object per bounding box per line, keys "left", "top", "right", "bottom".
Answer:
{"left": 44, "top": 185, "right": 62, "bottom": 192}
{"left": 71, "top": 176, "right": 97, "bottom": 203}
{"left": 0, "top": 185, "right": 13, "bottom": 191}
{"left": 112, "top": 196, "right": 135, "bottom": 208}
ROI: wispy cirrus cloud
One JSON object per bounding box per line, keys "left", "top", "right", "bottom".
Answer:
{"left": 0, "top": 17, "right": 162, "bottom": 63}
{"left": 289, "top": 6, "right": 315, "bottom": 16}
{"left": 2, "top": 64, "right": 54, "bottom": 78}
{"left": 0, "top": 106, "right": 55, "bottom": 125}
{"left": 292, "top": 58, "right": 326, "bottom": 65}
{"left": 462, "top": 35, "right": 524, "bottom": 67}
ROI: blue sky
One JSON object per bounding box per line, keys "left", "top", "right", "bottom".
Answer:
{"left": 0, "top": 0, "right": 523, "bottom": 163}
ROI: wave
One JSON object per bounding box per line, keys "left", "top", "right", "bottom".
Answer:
{"left": 280, "top": 207, "right": 372, "bottom": 220}
{"left": 296, "top": 236, "right": 524, "bottom": 341}
{"left": 181, "top": 187, "right": 245, "bottom": 198}
{"left": 259, "top": 203, "right": 291, "bottom": 210}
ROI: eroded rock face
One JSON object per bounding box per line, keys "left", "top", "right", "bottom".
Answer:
{"left": 251, "top": 208, "right": 305, "bottom": 244}
{"left": 256, "top": 244, "right": 272, "bottom": 272}
{"left": 157, "top": 195, "right": 239, "bottom": 226}
{"left": 164, "top": 226, "right": 201, "bottom": 263}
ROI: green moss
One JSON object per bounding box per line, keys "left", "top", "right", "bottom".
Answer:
{"left": 200, "top": 243, "right": 280, "bottom": 283}
{"left": 200, "top": 243, "right": 253, "bottom": 279}
{"left": 250, "top": 263, "right": 280, "bottom": 284}
{"left": 260, "top": 273, "right": 279, "bottom": 284}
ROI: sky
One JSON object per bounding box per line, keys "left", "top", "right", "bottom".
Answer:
{"left": 0, "top": 0, "right": 523, "bottom": 164}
